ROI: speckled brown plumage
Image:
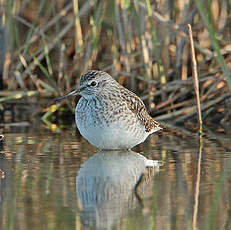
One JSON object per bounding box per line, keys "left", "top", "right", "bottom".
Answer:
{"left": 120, "top": 87, "right": 161, "bottom": 132}
{"left": 70, "top": 70, "right": 162, "bottom": 149}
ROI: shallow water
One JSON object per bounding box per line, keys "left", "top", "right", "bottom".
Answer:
{"left": 0, "top": 125, "right": 231, "bottom": 230}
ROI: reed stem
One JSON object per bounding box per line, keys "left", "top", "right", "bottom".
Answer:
{"left": 188, "top": 24, "right": 203, "bottom": 134}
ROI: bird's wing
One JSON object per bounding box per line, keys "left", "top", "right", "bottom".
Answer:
{"left": 121, "top": 88, "right": 162, "bottom": 132}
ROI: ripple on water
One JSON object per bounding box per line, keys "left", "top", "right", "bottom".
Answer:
{"left": 1, "top": 127, "right": 231, "bottom": 230}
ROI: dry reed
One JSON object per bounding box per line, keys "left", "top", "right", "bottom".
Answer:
{"left": 0, "top": 0, "right": 230, "bottom": 130}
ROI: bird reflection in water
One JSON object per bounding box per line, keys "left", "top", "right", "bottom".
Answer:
{"left": 76, "top": 150, "right": 162, "bottom": 229}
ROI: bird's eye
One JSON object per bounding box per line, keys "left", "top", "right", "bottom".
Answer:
{"left": 90, "top": 81, "right": 97, "bottom": 87}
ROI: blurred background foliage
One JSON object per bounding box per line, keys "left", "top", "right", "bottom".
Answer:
{"left": 0, "top": 0, "right": 231, "bottom": 130}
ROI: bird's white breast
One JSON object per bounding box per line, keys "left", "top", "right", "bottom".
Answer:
{"left": 75, "top": 97, "right": 149, "bottom": 149}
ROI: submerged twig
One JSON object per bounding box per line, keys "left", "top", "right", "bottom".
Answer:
{"left": 192, "top": 135, "right": 203, "bottom": 230}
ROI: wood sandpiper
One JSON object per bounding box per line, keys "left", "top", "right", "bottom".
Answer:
{"left": 56, "top": 70, "right": 162, "bottom": 149}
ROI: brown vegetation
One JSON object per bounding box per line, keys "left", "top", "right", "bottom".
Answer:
{"left": 0, "top": 0, "right": 230, "bottom": 131}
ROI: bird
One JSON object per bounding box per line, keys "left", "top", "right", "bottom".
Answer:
{"left": 55, "top": 70, "right": 162, "bottom": 150}
{"left": 76, "top": 150, "right": 161, "bottom": 228}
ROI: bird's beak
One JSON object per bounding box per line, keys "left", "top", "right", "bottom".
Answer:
{"left": 55, "top": 89, "right": 80, "bottom": 102}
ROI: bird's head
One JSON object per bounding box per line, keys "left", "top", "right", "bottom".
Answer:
{"left": 55, "top": 70, "right": 116, "bottom": 101}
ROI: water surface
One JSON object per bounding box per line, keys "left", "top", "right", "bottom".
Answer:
{"left": 0, "top": 125, "right": 231, "bottom": 230}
